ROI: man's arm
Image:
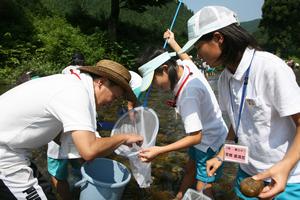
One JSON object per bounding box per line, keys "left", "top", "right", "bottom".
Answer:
{"left": 72, "top": 130, "right": 143, "bottom": 161}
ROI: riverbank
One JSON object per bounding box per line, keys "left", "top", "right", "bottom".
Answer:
{"left": 1, "top": 69, "right": 299, "bottom": 199}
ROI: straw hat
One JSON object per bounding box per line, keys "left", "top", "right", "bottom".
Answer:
{"left": 79, "top": 59, "right": 137, "bottom": 102}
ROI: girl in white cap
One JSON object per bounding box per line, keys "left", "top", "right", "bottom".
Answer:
{"left": 138, "top": 29, "right": 228, "bottom": 199}
{"left": 179, "top": 5, "right": 300, "bottom": 200}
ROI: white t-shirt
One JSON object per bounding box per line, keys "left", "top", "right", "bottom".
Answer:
{"left": 61, "top": 65, "right": 80, "bottom": 74}
{"left": 175, "top": 60, "right": 228, "bottom": 152}
{"left": 218, "top": 47, "right": 300, "bottom": 183}
{"left": 0, "top": 74, "right": 96, "bottom": 168}
{"left": 47, "top": 66, "right": 97, "bottom": 159}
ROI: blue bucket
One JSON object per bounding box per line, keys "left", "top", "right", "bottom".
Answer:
{"left": 75, "top": 158, "right": 131, "bottom": 200}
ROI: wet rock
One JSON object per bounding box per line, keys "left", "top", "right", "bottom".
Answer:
{"left": 240, "top": 177, "right": 264, "bottom": 197}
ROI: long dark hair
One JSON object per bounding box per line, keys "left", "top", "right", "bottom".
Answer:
{"left": 137, "top": 48, "right": 178, "bottom": 90}
{"left": 199, "top": 24, "right": 261, "bottom": 67}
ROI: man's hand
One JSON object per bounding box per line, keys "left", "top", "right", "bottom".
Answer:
{"left": 123, "top": 133, "right": 143, "bottom": 147}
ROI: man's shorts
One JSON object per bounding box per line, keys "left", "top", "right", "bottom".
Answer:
{"left": 188, "top": 147, "right": 223, "bottom": 183}
{"left": 47, "top": 157, "right": 81, "bottom": 180}
{"left": 0, "top": 162, "right": 55, "bottom": 200}
{"left": 234, "top": 167, "right": 300, "bottom": 200}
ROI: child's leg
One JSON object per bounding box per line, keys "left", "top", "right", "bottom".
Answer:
{"left": 175, "top": 159, "right": 196, "bottom": 200}
{"left": 194, "top": 147, "right": 223, "bottom": 199}
{"left": 50, "top": 176, "right": 72, "bottom": 200}
{"left": 196, "top": 180, "right": 213, "bottom": 198}
{"left": 47, "top": 157, "right": 72, "bottom": 200}
{"left": 69, "top": 158, "right": 85, "bottom": 199}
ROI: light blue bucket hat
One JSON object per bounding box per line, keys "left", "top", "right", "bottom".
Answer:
{"left": 138, "top": 52, "right": 176, "bottom": 92}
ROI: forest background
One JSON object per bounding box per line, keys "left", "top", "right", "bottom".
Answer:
{"left": 0, "top": 0, "right": 299, "bottom": 84}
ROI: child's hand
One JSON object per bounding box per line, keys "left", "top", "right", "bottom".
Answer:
{"left": 163, "top": 29, "right": 175, "bottom": 44}
{"left": 139, "top": 146, "right": 162, "bottom": 162}
{"left": 252, "top": 160, "right": 290, "bottom": 199}
{"left": 206, "top": 156, "right": 223, "bottom": 176}
{"left": 163, "top": 29, "right": 190, "bottom": 60}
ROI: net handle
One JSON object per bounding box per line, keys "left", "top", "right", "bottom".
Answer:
{"left": 143, "top": 0, "right": 183, "bottom": 107}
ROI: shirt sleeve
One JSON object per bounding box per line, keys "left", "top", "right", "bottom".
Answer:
{"left": 46, "top": 85, "right": 96, "bottom": 132}
{"left": 178, "top": 89, "right": 203, "bottom": 134}
{"left": 267, "top": 61, "right": 300, "bottom": 117}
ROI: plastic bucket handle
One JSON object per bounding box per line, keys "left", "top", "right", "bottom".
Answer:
{"left": 74, "top": 177, "right": 88, "bottom": 188}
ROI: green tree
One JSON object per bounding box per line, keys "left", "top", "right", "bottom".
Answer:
{"left": 260, "top": 0, "right": 300, "bottom": 57}
{"left": 0, "top": 0, "right": 192, "bottom": 84}
{"left": 107, "top": 0, "right": 173, "bottom": 40}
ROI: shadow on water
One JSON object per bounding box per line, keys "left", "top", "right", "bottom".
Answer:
{"left": 0, "top": 70, "right": 299, "bottom": 200}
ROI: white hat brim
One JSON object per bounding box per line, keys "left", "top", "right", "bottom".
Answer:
{"left": 139, "top": 70, "right": 154, "bottom": 92}
{"left": 138, "top": 52, "right": 176, "bottom": 92}
{"left": 178, "top": 35, "right": 202, "bottom": 54}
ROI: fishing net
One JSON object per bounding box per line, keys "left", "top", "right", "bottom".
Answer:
{"left": 111, "top": 106, "right": 159, "bottom": 188}
{"left": 182, "top": 188, "right": 212, "bottom": 200}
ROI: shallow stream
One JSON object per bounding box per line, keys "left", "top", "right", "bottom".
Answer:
{"left": 0, "top": 70, "right": 299, "bottom": 200}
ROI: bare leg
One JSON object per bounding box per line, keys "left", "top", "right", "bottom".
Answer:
{"left": 50, "top": 176, "right": 72, "bottom": 200}
{"left": 196, "top": 181, "right": 214, "bottom": 199}
{"left": 175, "top": 159, "right": 196, "bottom": 200}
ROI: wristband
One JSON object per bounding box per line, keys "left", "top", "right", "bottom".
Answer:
{"left": 215, "top": 156, "right": 223, "bottom": 162}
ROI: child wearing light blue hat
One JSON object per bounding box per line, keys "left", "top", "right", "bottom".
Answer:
{"left": 138, "top": 30, "right": 228, "bottom": 199}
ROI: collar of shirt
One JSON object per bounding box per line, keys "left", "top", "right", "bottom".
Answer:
{"left": 79, "top": 73, "right": 97, "bottom": 129}
{"left": 225, "top": 47, "right": 255, "bottom": 81}
{"left": 173, "top": 63, "right": 191, "bottom": 95}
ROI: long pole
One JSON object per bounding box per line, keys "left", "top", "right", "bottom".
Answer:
{"left": 143, "top": 0, "right": 183, "bottom": 107}
{"left": 163, "top": 0, "right": 183, "bottom": 49}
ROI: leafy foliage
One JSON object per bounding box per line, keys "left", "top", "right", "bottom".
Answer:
{"left": 240, "top": 19, "right": 260, "bottom": 34}
{"left": 119, "top": 0, "right": 173, "bottom": 13}
{"left": 0, "top": 0, "right": 192, "bottom": 84}
{"left": 260, "top": 0, "right": 300, "bottom": 57}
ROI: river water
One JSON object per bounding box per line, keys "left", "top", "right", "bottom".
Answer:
{"left": 0, "top": 70, "right": 299, "bottom": 200}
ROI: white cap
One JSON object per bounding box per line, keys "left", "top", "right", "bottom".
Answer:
{"left": 138, "top": 52, "right": 176, "bottom": 92}
{"left": 179, "top": 6, "right": 239, "bottom": 54}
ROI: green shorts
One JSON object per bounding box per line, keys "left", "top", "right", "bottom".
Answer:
{"left": 234, "top": 167, "right": 300, "bottom": 200}
{"left": 47, "top": 157, "right": 81, "bottom": 180}
{"left": 188, "top": 147, "right": 223, "bottom": 183}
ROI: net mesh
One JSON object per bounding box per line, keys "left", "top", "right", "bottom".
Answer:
{"left": 182, "top": 188, "right": 212, "bottom": 200}
{"left": 111, "top": 106, "right": 159, "bottom": 188}
{"left": 111, "top": 106, "right": 159, "bottom": 157}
